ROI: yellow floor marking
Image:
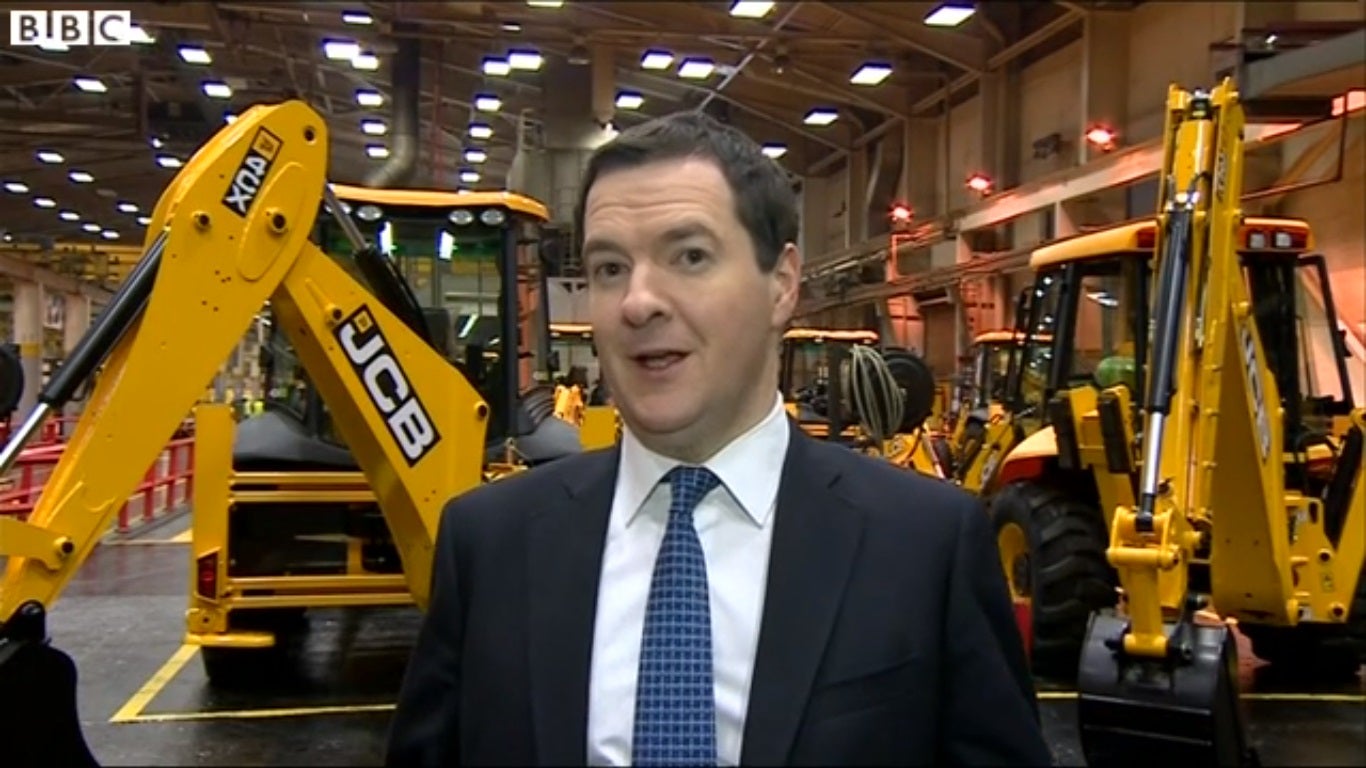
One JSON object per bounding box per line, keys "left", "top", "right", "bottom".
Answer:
{"left": 110, "top": 643, "right": 200, "bottom": 723}
{"left": 170, "top": 529, "right": 191, "bottom": 543}
{"left": 119, "top": 703, "right": 396, "bottom": 723}
{"left": 1037, "top": 690, "right": 1365, "bottom": 703}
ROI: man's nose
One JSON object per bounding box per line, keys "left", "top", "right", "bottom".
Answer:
{"left": 620, "top": 264, "right": 671, "bottom": 327}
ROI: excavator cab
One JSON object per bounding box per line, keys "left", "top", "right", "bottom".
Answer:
{"left": 780, "top": 327, "right": 880, "bottom": 439}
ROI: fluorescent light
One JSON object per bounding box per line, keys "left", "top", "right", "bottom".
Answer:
{"left": 508, "top": 49, "right": 543, "bottom": 70}
{"left": 482, "top": 57, "right": 511, "bottom": 76}
{"left": 3, "top": 182, "right": 28, "bottom": 194}
{"left": 850, "top": 62, "right": 892, "bottom": 86}
{"left": 641, "top": 50, "right": 673, "bottom": 70}
{"left": 117, "top": 201, "right": 138, "bottom": 213}
{"left": 101, "top": 230, "right": 120, "bottom": 240}
{"left": 804, "top": 108, "right": 838, "bottom": 126}
{"left": 469, "top": 123, "right": 493, "bottom": 139}
{"left": 616, "top": 91, "right": 644, "bottom": 109}
{"left": 730, "top": 1, "right": 774, "bottom": 18}
{"left": 366, "top": 144, "right": 389, "bottom": 159}
{"left": 59, "top": 210, "right": 80, "bottom": 221}
{"left": 351, "top": 52, "right": 379, "bottom": 70}
{"left": 526, "top": 0, "right": 563, "bottom": 6}
{"left": 35, "top": 197, "right": 56, "bottom": 208}
{"left": 137, "top": 216, "right": 151, "bottom": 226}
{"left": 39, "top": 41, "right": 69, "bottom": 52}
{"left": 323, "top": 39, "right": 361, "bottom": 60}
{"left": 502, "top": 21, "right": 522, "bottom": 32}
{"left": 678, "top": 58, "right": 715, "bottom": 79}
{"left": 342, "top": 11, "right": 373, "bottom": 24}
{"left": 74, "top": 76, "right": 106, "bottom": 93}
{"left": 356, "top": 89, "right": 384, "bottom": 107}
{"left": 202, "top": 81, "right": 232, "bottom": 99}
{"left": 459, "top": 170, "right": 481, "bottom": 184}
{"left": 69, "top": 170, "right": 94, "bottom": 183}
{"left": 924, "top": 3, "right": 975, "bottom": 27}
{"left": 36, "top": 150, "right": 64, "bottom": 164}
{"left": 83, "top": 223, "right": 102, "bottom": 232}
{"left": 178, "top": 45, "right": 211, "bottom": 64}
{"left": 224, "top": 112, "right": 237, "bottom": 124}
{"left": 761, "top": 143, "right": 787, "bottom": 159}
{"left": 475, "top": 94, "right": 502, "bottom": 111}
{"left": 150, "top": 137, "right": 164, "bottom": 149}
{"left": 361, "top": 119, "right": 387, "bottom": 135}
{"left": 463, "top": 148, "right": 488, "bottom": 164}
{"left": 156, "top": 155, "right": 183, "bottom": 168}
{"left": 128, "top": 23, "right": 155, "bottom": 44}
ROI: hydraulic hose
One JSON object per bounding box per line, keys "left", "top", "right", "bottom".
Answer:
{"left": 841, "top": 345, "right": 905, "bottom": 447}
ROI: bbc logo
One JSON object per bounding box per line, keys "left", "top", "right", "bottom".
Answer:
{"left": 10, "top": 10, "right": 134, "bottom": 47}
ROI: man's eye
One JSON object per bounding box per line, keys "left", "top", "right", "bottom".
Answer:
{"left": 593, "top": 262, "right": 624, "bottom": 278}
{"left": 680, "top": 248, "right": 709, "bottom": 265}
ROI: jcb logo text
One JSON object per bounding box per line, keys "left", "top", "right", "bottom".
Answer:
{"left": 222, "top": 128, "right": 282, "bottom": 217}
{"left": 337, "top": 307, "right": 441, "bottom": 466}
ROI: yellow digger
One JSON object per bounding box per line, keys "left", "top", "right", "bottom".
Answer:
{"left": 1069, "top": 79, "right": 1364, "bottom": 764}
{"left": 0, "top": 100, "right": 587, "bottom": 765}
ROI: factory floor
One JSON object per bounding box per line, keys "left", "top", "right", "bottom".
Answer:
{"left": 43, "top": 512, "right": 1366, "bottom": 766}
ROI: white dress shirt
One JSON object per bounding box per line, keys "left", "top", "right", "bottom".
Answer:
{"left": 587, "top": 391, "right": 790, "bottom": 766}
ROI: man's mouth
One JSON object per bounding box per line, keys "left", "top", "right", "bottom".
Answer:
{"left": 633, "top": 351, "right": 687, "bottom": 370}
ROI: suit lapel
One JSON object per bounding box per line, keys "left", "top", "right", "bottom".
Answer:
{"left": 741, "top": 421, "right": 863, "bottom": 765}
{"left": 527, "top": 447, "right": 618, "bottom": 765}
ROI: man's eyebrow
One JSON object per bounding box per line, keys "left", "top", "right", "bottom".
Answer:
{"left": 581, "top": 236, "right": 625, "bottom": 257}
{"left": 659, "top": 222, "right": 716, "bottom": 244}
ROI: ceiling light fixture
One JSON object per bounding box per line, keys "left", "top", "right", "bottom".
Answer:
{"left": 35, "top": 197, "right": 57, "bottom": 208}
{"left": 464, "top": 148, "right": 488, "bottom": 164}
{"left": 156, "top": 155, "right": 183, "bottom": 168}
{"left": 729, "top": 1, "right": 774, "bottom": 18}
{"left": 469, "top": 123, "right": 493, "bottom": 139}
{"left": 507, "top": 49, "right": 543, "bottom": 70}
{"left": 761, "top": 143, "right": 788, "bottom": 159}
{"left": 361, "top": 120, "right": 387, "bottom": 136}
{"left": 83, "top": 223, "right": 102, "bottom": 232}
{"left": 641, "top": 50, "right": 674, "bottom": 70}
{"left": 475, "top": 94, "right": 502, "bottom": 111}
{"left": 526, "top": 0, "right": 564, "bottom": 7}
{"left": 356, "top": 89, "right": 384, "bottom": 107}
{"left": 128, "top": 24, "right": 155, "bottom": 44}
{"left": 459, "top": 170, "right": 481, "bottom": 184}
{"left": 924, "top": 3, "right": 975, "bottom": 27}
{"left": 36, "top": 150, "right": 64, "bottom": 164}
{"left": 202, "top": 81, "right": 232, "bottom": 99}
{"left": 351, "top": 52, "right": 380, "bottom": 70}
{"left": 323, "top": 39, "right": 361, "bottom": 60}
{"left": 482, "top": 57, "right": 511, "bottom": 76}
{"left": 502, "top": 21, "right": 522, "bottom": 32}
{"left": 615, "top": 91, "right": 644, "bottom": 109}
{"left": 342, "top": 10, "right": 373, "bottom": 24}
{"left": 366, "top": 144, "right": 390, "bottom": 159}
{"left": 3, "top": 181, "right": 28, "bottom": 194}
{"left": 850, "top": 62, "right": 892, "bottom": 86}
{"left": 69, "top": 170, "right": 94, "bottom": 183}
{"left": 73, "top": 76, "right": 107, "bottom": 92}
{"left": 178, "top": 45, "right": 211, "bottom": 64}
{"left": 101, "top": 230, "right": 120, "bottom": 240}
{"left": 117, "top": 201, "right": 139, "bottom": 213}
{"left": 678, "top": 58, "right": 715, "bottom": 79}
{"left": 137, "top": 216, "right": 152, "bottom": 226}
{"left": 59, "top": 210, "right": 80, "bottom": 221}
{"left": 804, "top": 107, "right": 838, "bottom": 126}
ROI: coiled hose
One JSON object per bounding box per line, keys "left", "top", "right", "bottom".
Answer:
{"left": 840, "top": 344, "right": 906, "bottom": 447}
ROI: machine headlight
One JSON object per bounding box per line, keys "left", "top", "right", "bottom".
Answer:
{"left": 1273, "top": 230, "right": 1291, "bottom": 249}
{"left": 480, "top": 208, "right": 506, "bottom": 226}
{"left": 449, "top": 209, "right": 475, "bottom": 226}
{"left": 1249, "top": 231, "right": 1267, "bottom": 249}
{"left": 356, "top": 204, "right": 383, "bottom": 222}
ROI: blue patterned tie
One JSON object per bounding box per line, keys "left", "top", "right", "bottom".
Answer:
{"left": 631, "top": 465, "right": 723, "bottom": 767}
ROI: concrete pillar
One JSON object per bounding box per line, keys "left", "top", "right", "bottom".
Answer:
{"left": 13, "top": 280, "right": 43, "bottom": 420}
{"left": 846, "top": 145, "right": 869, "bottom": 247}
{"left": 978, "top": 69, "right": 1003, "bottom": 185}
{"left": 61, "top": 292, "right": 90, "bottom": 425}
{"left": 902, "top": 118, "right": 941, "bottom": 220}
{"left": 1079, "top": 11, "right": 1130, "bottom": 165}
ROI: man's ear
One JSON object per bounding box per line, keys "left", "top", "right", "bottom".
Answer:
{"left": 771, "top": 243, "right": 802, "bottom": 326}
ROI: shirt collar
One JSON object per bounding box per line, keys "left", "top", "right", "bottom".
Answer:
{"left": 617, "top": 391, "right": 789, "bottom": 529}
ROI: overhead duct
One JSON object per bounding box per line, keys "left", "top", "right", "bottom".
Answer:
{"left": 364, "top": 32, "right": 420, "bottom": 188}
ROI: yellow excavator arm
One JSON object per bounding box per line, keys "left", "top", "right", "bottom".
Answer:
{"left": 0, "top": 100, "right": 493, "bottom": 767}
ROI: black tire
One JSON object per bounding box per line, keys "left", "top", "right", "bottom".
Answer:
{"left": 989, "top": 481, "right": 1116, "bottom": 679}
{"left": 1240, "top": 564, "right": 1366, "bottom": 681}
{"left": 201, "top": 608, "right": 309, "bottom": 689}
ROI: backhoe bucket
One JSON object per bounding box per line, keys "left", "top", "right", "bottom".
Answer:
{"left": 0, "top": 604, "right": 98, "bottom": 767}
{"left": 1077, "top": 612, "right": 1256, "bottom": 767}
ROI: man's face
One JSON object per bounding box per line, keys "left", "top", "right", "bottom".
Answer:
{"left": 582, "top": 156, "right": 800, "bottom": 459}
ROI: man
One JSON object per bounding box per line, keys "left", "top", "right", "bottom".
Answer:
{"left": 386, "top": 112, "right": 1052, "bottom": 767}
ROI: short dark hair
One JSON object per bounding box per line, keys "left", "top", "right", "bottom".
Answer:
{"left": 573, "top": 111, "right": 799, "bottom": 272}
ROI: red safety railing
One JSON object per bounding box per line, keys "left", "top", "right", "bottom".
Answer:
{"left": 0, "top": 415, "right": 83, "bottom": 447}
{"left": 0, "top": 431, "right": 195, "bottom": 534}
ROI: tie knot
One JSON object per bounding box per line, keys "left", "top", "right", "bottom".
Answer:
{"left": 665, "top": 465, "right": 721, "bottom": 516}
